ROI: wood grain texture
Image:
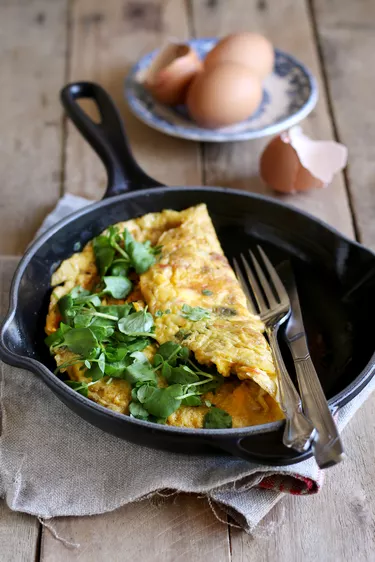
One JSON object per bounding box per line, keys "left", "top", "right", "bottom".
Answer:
{"left": 65, "top": 0, "right": 201, "bottom": 199}
{"left": 312, "top": 0, "right": 375, "bottom": 247}
{"left": 0, "top": 502, "right": 40, "bottom": 562}
{"left": 230, "top": 394, "right": 375, "bottom": 562}
{"left": 191, "top": 0, "right": 374, "bottom": 560}
{"left": 42, "top": 1, "right": 229, "bottom": 560}
{"left": 0, "top": 0, "right": 67, "bottom": 254}
{"left": 0, "top": 258, "right": 40, "bottom": 562}
{"left": 190, "top": 0, "right": 354, "bottom": 237}
{"left": 40, "top": 495, "right": 230, "bottom": 562}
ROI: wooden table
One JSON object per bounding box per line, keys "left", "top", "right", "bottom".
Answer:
{"left": 1, "top": 1, "right": 374, "bottom": 560}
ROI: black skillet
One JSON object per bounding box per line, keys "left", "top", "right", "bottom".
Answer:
{"left": 1, "top": 82, "right": 375, "bottom": 466}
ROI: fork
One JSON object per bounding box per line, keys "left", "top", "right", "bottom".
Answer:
{"left": 234, "top": 247, "right": 316, "bottom": 452}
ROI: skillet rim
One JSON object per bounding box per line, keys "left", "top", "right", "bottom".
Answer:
{"left": 1, "top": 185, "right": 375, "bottom": 439}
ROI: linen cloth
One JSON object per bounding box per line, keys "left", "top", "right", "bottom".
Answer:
{"left": 0, "top": 194, "right": 373, "bottom": 533}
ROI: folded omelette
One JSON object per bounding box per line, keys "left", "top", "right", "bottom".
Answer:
{"left": 45, "top": 204, "right": 284, "bottom": 428}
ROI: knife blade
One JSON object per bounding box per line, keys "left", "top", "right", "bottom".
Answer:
{"left": 278, "top": 261, "right": 345, "bottom": 469}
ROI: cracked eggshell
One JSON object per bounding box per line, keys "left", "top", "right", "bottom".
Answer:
{"left": 143, "top": 42, "right": 203, "bottom": 106}
{"left": 260, "top": 127, "right": 348, "bottom": 194}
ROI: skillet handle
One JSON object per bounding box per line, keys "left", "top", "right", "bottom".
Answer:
{"left": 215, "top": 426, "right": 310, "bottom": 466}
{"left": 60, "top": 82, "right": 163, "bottom": 198}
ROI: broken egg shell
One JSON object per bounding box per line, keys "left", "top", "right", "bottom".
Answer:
{"left": 143, "top": 42, "right": 203, "bottom": 106}
{"left": 288, "top": 126, "right": 348, "bottom": 184}
{"left": 260, "top": 135, "right": 324, "bottom": 194}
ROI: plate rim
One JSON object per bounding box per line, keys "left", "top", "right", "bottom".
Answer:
{"left": 124, "top": 38, "right": 319, "bottom": 142}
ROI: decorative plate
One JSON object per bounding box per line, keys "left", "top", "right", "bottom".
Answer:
{"left": 125, "top": 37, "right": 318, "bottom": 142}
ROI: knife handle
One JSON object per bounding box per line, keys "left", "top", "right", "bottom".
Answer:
{"left": 294, "top": 354, "right": 345, "bottom": 468}
{"left": 268, "top": 329, "right": 316, "bottom": 453}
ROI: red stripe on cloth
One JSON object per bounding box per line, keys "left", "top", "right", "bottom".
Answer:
{"left": 258, "top": 472, "right": 322, "bottom": 495}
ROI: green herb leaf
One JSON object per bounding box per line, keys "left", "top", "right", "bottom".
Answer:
{"left": 129, "top": 351, "right": 149, "bottom": 364}
{"left": 65, "top": 380, "right": 89, "bottom": 397}
{"left": 63, "top": 327, "right": 99, "bottom": 357}
{"left": 161, "top": 362, "right": 171, "bottom": 379}
{"left": 123, "top": 229, "right": 156, "bottom": 274}
{"left": 213, "top": 306, "right": 237, "bottom": 317}
{"left": 84, "top": 359, "right": 91, "bottom": 369}
{"left": 167, "top": 366, "right": 199, "bottom": 385}
{"left": 136, "top": 384, "right": 153, "bottom": 403}
{"left": 175, "top": 329, "right": 191, "bottom": 341}
{"left": 74, "top": 293, "right": 102, "bottom": 307}
{"left": 89, "top": 324, "right": 114, "bottom": 340}
{"left": 181, "top": 304, "right": 210, "bottom": 321}
{"left": 129, "top": 401, "right": 149, "bottom": 420}
{"left": 70, "top": 286, "right": 90, "bottom": 299}
{"left": 202, "top": 289, "right": 213, "bottom": 296}
{"left": 45, "top": 329, "right": 64, "bottom": 349}
{"left": 125, "top": 338, "right": 150, "bottom": 353}
{"left": 97, "top": 352, "right": 106, "bottom": 373}
{"left": 124, "top": 362, "right": 157, "bottom": 386}
{"left": 182, "top": 395, "right": 202, "bottom": 406}
{"left": 157, "top": 342, "right": 189, "bottom": 365}
{"left": 104, "top": 346, "right": 128, "bottom": 362}
{"left": 110, "top": 259, "right": 131, "bottom": 277}
{"left": 118, "top": 309, "right": 155, "bottom": 337}
{"left": 58, "top": 294, "right": 74, "bottom": 323}
{"left": 195, "top": 378, "right": 224, "bottom": 395}
{"left": 203, "top": 407, "right": 232, "bottom": 429}
{"left": 93, "top": 236, "right": 116, "bottom": 276}
{"left": 73, "top": 313, "right": 94, "bottom": 328}
{"left": 153, "top": 354, "right": 163, "bottom": 367}
{"left": 87, "top": 364, "right": 104, "bottom": 382}
{"left": 102, "top": 276, "right": 132, "bottom": 299}
{"left": 60, "top": 322, "right": 72, "bottom": 334}
{"left": 104, "top": 360, "right": 130, "bottom": 377}
{"left": 139, "top": 384, "right": 183, "bottom": 418}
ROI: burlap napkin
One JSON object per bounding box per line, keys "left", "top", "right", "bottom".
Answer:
{"left": 1, "top": 194, "right": 374, "bottom": 533}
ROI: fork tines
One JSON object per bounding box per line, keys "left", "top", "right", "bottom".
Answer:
{"left": 234, "top": 246, "right": 290, "bottom": 318}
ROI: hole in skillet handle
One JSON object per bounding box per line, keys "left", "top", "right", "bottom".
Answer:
{"left": 60, "top": 81, "right": 164, "bottom": 198}
{"left": 216, "top": 425, "right": 312, "bottom": 466}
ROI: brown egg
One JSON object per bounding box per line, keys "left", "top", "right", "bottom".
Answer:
{"left": 186, "top": 62, "right": 262, "bottom": 129}
{"left": 143, "top": 42, "right": 203, "bottom": 106}
{"left": 205, "top": 32, "right": 274, "bottom": 80}
{"left": 260, "top": 135, "right": 324, "bottom": 193}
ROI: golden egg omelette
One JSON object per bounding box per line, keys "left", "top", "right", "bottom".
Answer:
{"left": 45, "top": 204, "right": 284, "bottom": 428}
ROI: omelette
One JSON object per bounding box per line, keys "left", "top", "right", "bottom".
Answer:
{"left": 45, "top": 204, "right": 284, "bottom": 428}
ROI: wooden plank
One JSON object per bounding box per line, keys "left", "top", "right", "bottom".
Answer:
{"left": 230, "top": 395, "right": 375, "bottom": 562}
{"left": 0, "top": 258, "right": 41, "bottom": 561}
{"left": 190, "top": 0, "right": 374, "bottom": 560}
{"left": 0, "top": 502, "right": 40, "bottom": 562}
{"left": 0, "top": 0, "right": 67, "bottom": 254}
{"left": 312, "top": 0, "right": 375, "bottom": 248}
{"left": 42, "top": 1, "right": 229, "bottom": 560}
{"left": 40, "top": 495, "right": 230, "bottom": 562}
{"left": 65, "top": 0, "right": 201, "bottom": 199}
{"left": 190, "top": 0, "right": 354, "bottom": 238}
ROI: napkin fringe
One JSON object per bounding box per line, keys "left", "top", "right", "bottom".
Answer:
{"left": 38, "top": 518, "right": 80, "bottom": 549}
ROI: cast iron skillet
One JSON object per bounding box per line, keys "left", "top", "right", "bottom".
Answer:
{"left": 1, "top": 82, "right": 375, "bottom": 466}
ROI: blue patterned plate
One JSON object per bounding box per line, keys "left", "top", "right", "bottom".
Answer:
{"left": 125, "top": 38, "right": 318, "bottom": 142}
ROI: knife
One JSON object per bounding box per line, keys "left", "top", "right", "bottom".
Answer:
{"left": 279, "top": 261, "right": 345, "bottom": 469}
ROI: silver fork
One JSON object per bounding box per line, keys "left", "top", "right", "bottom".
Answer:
{"left": 234, "top": 247, "right": 316, "bottom": 452}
